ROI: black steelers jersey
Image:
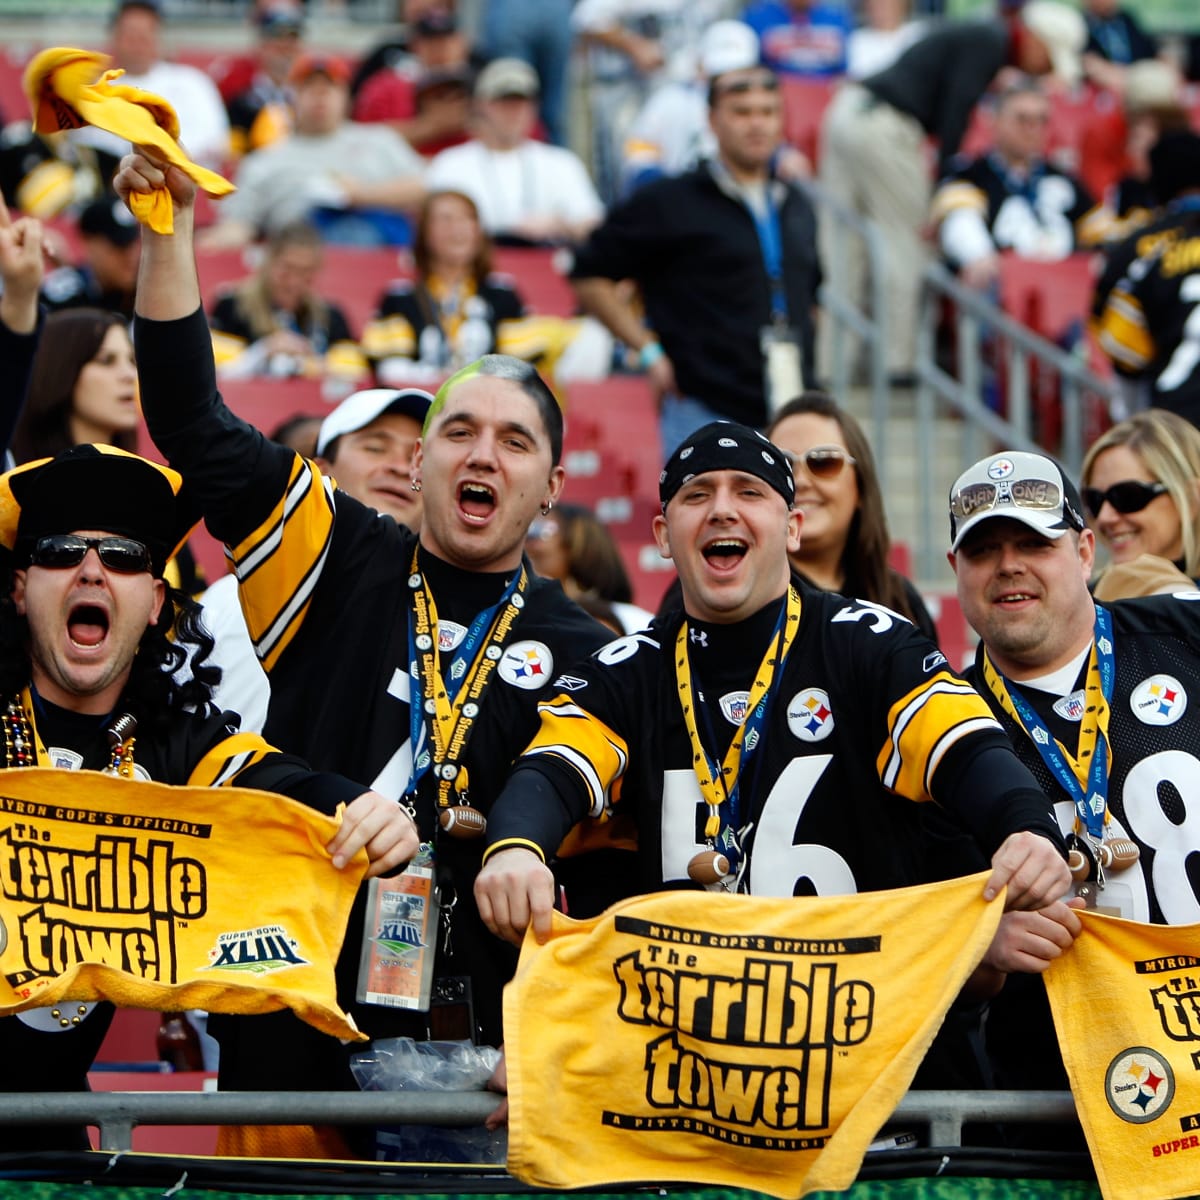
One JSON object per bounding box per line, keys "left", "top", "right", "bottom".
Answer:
{"left": 136, "top": 308, "right": 610, "bottom": 1048}
{"left": 491, "top": 584, "right": 1057, "bottom": 899}
{"left": 966, "top": 594, "right": 1200, "bottom": 926}
{"left": 1093, "top": 206, "right": 1200, "bottom": 424}
{"left": 931, "top": 153, "right": 1106, "bottom": 263}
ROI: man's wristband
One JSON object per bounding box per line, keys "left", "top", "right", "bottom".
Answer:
{"left": 638, "top": 341, "right": 665, "bottom": 370}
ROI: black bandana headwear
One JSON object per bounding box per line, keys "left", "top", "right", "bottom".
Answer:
{"left": 659, "top": 421, "right": 795, "bottom": 510}
{"left": 0, "top": 444, "right": 200, "bottom": 577}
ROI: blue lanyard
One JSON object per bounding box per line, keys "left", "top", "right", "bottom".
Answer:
{"left": 406, "top": 571, "right": 521, "bottom": 796}
{"left": 988, "top": 152, "right": 1046, "bottom": 209}
{"left": 749, "top": 188, "right": 788, "bottom": 323}
{"left": 1004, "top": 606, "right": 1115, "bottom": 842}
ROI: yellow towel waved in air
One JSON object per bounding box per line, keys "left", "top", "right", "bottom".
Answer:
{"left": 504, "top": 872, "right": 1003, "bottom": 1200}
{"left": 0, "top": 768, "right": 365, "bottom": 1042}
{"left": 23, "top": 47, "right": 234, "bottom": 233}
{"left": 1045, "top": 911, "right": 1200, "bottom": 1200}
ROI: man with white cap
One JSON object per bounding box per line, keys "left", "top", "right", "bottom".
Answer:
{"left": 197, "top": 386, "right": 433, "bottom": 734}
{"left": 819, "top": 0, "right": 1088, "bottom": 381}
{"left": 425, "top": 57, "right": 605, "bottom": 244}
{"left": 947, "top": 448, "right": 1200, "bottom": 1091}
{"left": 620, "top": 20, "right": 795, "bottom": 194}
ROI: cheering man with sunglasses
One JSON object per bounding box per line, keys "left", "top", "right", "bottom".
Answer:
{"left": 947, "top": 449, "right": 1200, "bottom": 1092}
{"left": 569, "top": 62, "right": 820, "bottom": 455}
{"left": 0, "top": 444, "right": 418, "bottom": 1152}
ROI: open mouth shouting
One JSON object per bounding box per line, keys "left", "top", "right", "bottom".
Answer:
{"left": 458, "top": 481, "right": 498, "bottom": 525}
{"left": 702, "top": 537, "right": 749, "bottom": 573}
{"left": 67, "top": 601, "right": 111, "bottom": 651}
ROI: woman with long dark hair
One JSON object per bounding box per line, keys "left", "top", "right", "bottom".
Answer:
{"left": 10, "top": 307, "right": 138, "bottom": 464}
{"left": 766, "top": 392, "right": 937, "bottom": 641}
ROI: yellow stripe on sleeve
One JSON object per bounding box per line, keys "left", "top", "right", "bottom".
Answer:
{"left": 361, "top": 314, "right": 416, "bottom": 359}
{"left": 876, "top": 672, "right": 1003, "bottom": 802}
{"left": 929, "top": 181, "right": 987, "bottom": 226}
{"left": 1096, "top": 289, "right": 1154, "bottom": 370}
{"left": 522, "top": 694, "right": 630, "bottom": 819}
{"left": 227, "top": 456, "right": 337, "bottom": 672}
{"left": 187, "top": 731, "right": 276, "bottom": 788}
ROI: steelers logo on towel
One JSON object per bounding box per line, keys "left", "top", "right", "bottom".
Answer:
{"left": 499, "top": 641, "right": 554, "bottom": 689}
{"left": 1130, "top": 675, "right": 1187, "bottom": 726}
{"left": 1105, "top": 1047, "right": 1174, "bottom": 1124}
{"left": 787, "top": 688, "right": 835, "bottom": 742}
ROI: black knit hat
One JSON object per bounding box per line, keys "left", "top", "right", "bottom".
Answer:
{"left": 0, "top": 445, "right": 199, "bottom": 576}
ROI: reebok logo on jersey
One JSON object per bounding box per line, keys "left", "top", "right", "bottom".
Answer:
{"left": 1131, "top": 675, "right": 1187, "bottom": 726}
{"left": 787, "top": 689, "right": 835, "bottom": 742}
{"left": 499, "top": 641, "right": 554, "bottom": 690}
{"left": 922, "top": 652, "right": 947, "bottom": 673}
{"left": 554, "top": 675, "right": 590, "bottom": 692}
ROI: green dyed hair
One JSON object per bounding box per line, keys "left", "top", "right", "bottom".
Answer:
{"left": 424, "top": 355, "right": 564, "bottom": 465}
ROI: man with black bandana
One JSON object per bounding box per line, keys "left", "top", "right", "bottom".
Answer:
{"left": 475, "top": 421, "right": 1071, "bottom": 948}
{"left": 113, "top": 147, "right": 610, "bottom": 1157}
{"left": 0, "top": 444, "right": 416, "bottom": 1153}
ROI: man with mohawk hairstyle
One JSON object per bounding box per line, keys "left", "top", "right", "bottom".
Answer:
{"left": 477, "top": 421, "right": 1072, "bottom": 943}
{"left": 113, "top": 146, "right": 609, "bottom": 1157}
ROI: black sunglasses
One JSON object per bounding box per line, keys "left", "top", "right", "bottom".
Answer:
{"left": 784, "top": 445, "right": 857, "bottom": 480}
{"left": 1082, "top": 480, "right": 1168, "bottom": 518}
{"left": 712, "top": 71, "right": 780, "bottom": 98}
{"left": 30, "top": 535, "right": 153, "bottom": 574}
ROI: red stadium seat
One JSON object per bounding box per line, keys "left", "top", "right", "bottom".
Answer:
{"left": 997, "top": 251, "right": 1095, "bottom": 344}
{"left": 87, "top": 1070, "right": 219, "bottom": 1155}
{"left": 492, "top": 246, "right": 577, "bottom": 316}
{"left": 0, "top": 48, "right": 30, "bottom": 126}
{"left": 922, "top": 590, "right": 976, "bottom": 673}
{"left": 95, "top": 1007, "right": 164, "bottom": 1067}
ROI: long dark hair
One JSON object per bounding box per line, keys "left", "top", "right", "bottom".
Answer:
{"left": 767, "top": 392, "right": 919, "bottom": 623}
{"left": 0, "top": 570, "right": 222, "bottom": 739}
{"left": 11, "top": 309, "right": 137, "bottom": 465}
{"left": 230, "top": 220, "right": 330, "bottom": 341}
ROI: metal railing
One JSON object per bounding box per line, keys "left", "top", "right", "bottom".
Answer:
{"left": 911, "top": 262, "right": 1119, "bottom": 580}
{"left": 0, "top": 1087, "right": 1077, "bottom": 1156}
{"left": 808, "top": 184, "right": 1120, "bottom": 583}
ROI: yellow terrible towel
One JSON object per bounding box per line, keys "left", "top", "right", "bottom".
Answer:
{"left": 1045, "top": 911, "right": 1200, "bottom": 1200}
{"left": 0, "top": 767, "right": 366, "bottom": 1042}
{"left": 504, "top": 872, "right": 1002, "bottom": 1199}
{"left": 23, "top": 47, "right": 234, "bottom": 233}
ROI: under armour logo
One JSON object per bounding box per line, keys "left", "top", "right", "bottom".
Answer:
{"left": 690, "top": 629, "right": 708, "bottom": 647}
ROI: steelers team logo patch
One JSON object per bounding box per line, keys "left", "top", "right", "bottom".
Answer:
{"left": 1130, "top": 675, "right": 1187, "bottom": 726}
{"left": 498, "top": 641, "right": 554, "bottom": 689}
{"left": 987, "top": 458, "right": 1015, "bottom": 480}
{"left": 787, "top": 688, "right": 835, "bottom": 742}
{"left": 1105, "top": 1047, "right": 1174, "bottom": 1123}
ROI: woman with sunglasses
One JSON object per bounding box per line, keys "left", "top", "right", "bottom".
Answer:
{"left": 1080, "top": 410, "right": 1200, "bottom": 589}
{"left": 766, "top": 392, "right": 938, "bottom": 642}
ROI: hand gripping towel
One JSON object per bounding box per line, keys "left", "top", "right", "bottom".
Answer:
{"left": 504, "top": 872, "right": 1003, "bottom": 1199}
{"left": 0, "top": 767, "right": 366, "bottom": 1042}
{"left": 22, "top": 47, "right": 234, "bottom": 233}
{"left": 1046, "top": 910, "right": 1200, "bottom": 1200}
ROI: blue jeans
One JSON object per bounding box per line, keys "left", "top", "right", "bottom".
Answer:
{"left": 659, "top": 393, "right": 728, "bottom": 460}
{"left": 483, "top": 0, "right": 573, "bottom": 147}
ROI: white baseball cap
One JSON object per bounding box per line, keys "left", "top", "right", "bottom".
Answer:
{"left": 699, "top": 20, "right": 760, "bottom": 80}
{"left": 948, "top": 450, "right": 1086, "bottom": 551}
{"left": 1020, "top": 1, "right": 1087, "bottom": 87}
{"left": 316, "top": 388, "right": 434, "bottom": 457}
